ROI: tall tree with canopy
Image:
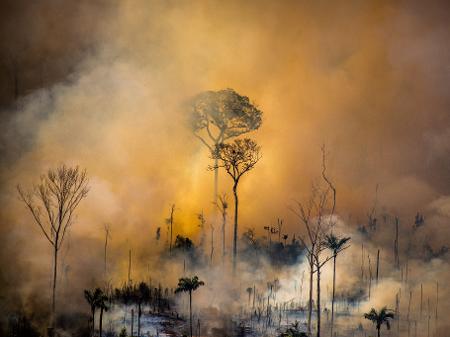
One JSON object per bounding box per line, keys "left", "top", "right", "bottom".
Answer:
{"left": 364, "top": 307, "right": 395, "bottom": 337}
{"left": 190, "top": 88, "right": 262, "bottom": 204}
{"left": 175, "top": 276, "right": 205, "bottom": 337}
{"left": 212, "top": 138, "right": 261, "bottom": 271}
{"left": 17, "top": 165, "right": 89, "bottom": 330}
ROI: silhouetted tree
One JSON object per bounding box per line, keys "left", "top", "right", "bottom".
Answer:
{"left": 291, "top": 146, "right": 335, "bottom": 337}
{"left": 18, "top": 165, "right": 89, "bottom": 328}
{"left": 364, "top": 307, "right": 394, "bottom": 337}
{"left": 175, "top": 276, "right": 205, "bottom": 337}
{"left": 97, "top": 291, "right": 109, "bottom": 337}
{"left": 323, "top": 233, "right": 350, "bottom": 337}
{"left": 212, "top": 138, "right": 261, "bottom": 271}
{"left": 246, "top": 287, "right": 253, "bottom": 307}
{"left": 190, "top": 88, "right": 262, "bottom": 204}
{"left": 84, "top": 288, "right": 103, "bottom": 337}
{"left": 166, "top": 204, "right": 175, "bottom": 254}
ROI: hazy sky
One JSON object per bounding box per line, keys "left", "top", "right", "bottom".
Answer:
{"left": 0, "top": 0, "right": 449, "bottom": 325}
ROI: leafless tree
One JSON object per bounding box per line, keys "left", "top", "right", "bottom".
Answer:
{"left": 190, "top": 88, "right": 262, "bottom": 204}
{"left": 212, "top": 138, "right": 261, "bottom": 272}
{"left": 291, "top": 146, "right": 336, "bottom": 337}
{"left": 17, "top": 164, "right": 89, "bottom": 328}
{"left": 166, "top": 204, "right": 175, "bottom": 254}
{"left": 104, "top": 223, "right": 111, "bottom": 278}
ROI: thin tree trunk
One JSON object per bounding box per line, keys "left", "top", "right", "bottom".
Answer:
{"left": 420, "top": 283, "right": 423, "bottom": 318}
{"left": 99, "top": 307, "right": 104, "bottom": 337}
{"left": 189, "top": 291, "right": 193, "bottom": 337}
{"left": 376, "top": 249, "right": 380, "bottom": 284}
{"left": 52, "top": 245, "right": 58, "bottom": 328}
{"left": 104, "top": 229, "right": 108, "bottom": 276}
{"left": 317, "top": 265, "right": 321, "bottom": 337}
{"left": 169, "top": 205, "right": 174, "bottom": 255}
{"left": 308, "top": 253, "right": 314, "bottom": 335}
{"left": 91, "top": 309, "right": 95, "bottom": 337}
{"left": 214, "top": 158, "right": 219, "bottom": 205}
{"left": 232, "top": 182, "right": 238, "bottom": 272}
{"left": 330, "top": 255, "right": 336, "bottom": 337}
{"left": 222, "top": 209, "right": 226, "bottom": 262}
{"left": 138, "top": 302, "right": 142, "bottom": 337}
{"left": 131, "top": 308, "right": 134, "bottom": 337}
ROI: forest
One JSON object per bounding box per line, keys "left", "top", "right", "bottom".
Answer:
{"left": 0, "top": 1, "right": 449, "bottom": 337}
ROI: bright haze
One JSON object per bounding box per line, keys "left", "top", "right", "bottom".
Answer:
{"left": 0, "top": 1, "right": 449, "bottom": 336}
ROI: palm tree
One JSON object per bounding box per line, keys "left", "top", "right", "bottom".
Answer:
{"left": 84, "top": 288, "right": 103, "bottom": 337}
{"left": 175, "top": 276, "right": 205, "bottom": 337}
{"left": 364, "top": 307, "right": 394, "bottom": 337}
{"left": 323, "top": 233, "right": 350, "bottom": 337}
{"left": 97, "top": 291, "right": 109, "bottom": 337}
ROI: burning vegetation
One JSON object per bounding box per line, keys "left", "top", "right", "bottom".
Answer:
{"left": 1, "top": 2, "right": 449, "bottom": 337}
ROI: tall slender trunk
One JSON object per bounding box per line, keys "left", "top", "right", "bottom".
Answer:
{"left": 138, "top": 302, "right": 142, "bottom": 337}
{"left": 104, "top": 231, "right": 108, "bottom": 277}
{"left": 317, "top": 265, "right": 321, "bottom": 337}
{"left": 52, "top": 245, "right": 58, "bottom": 328}
{"left": 307, "top": 252, "right": 314, "bottom": 335}
{"left": 214, "top": 158, "right": 219, "bottom": 205}
{"left": 169, "top": 205, "right": 174, "bottom": 255}
{"left": 222, "top": 210, "right": 226, "bottom": 262}
{"left": 330, "top": 255, "right": 336, "bottom": 337}
{"left": 99, "top": 307, "right": 104, "bottom": 337}
{"left": 91, "top": 308, "right": 95, "bottom": 337}
{"left": 376, "top": 249, "right": 380, "bottom": 284}
{"left": 232, "top": 182, "right": 239, "bottom": 272}
{"left": 189, "top": 291, "right": 193, "bottom": 337}
{"left": 128, "top": 249, "right": 132, "bottom": 283}
{"left": 131, "top": 308, "right": 134, "bottom": 337}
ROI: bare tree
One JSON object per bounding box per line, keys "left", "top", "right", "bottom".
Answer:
{"left": 17, "top": 165, "right": 89, "bottom": 328}
{"left": 291, "top": 146, "right": 336, "bottom": 337}
{"left": 104, "top": 223, "right": 111, "bottom": 278}
{"left": 212, "top": 138, "right": 261, "bottom": 272}
{"left": 166, "top": 204, "right": 175, "bottom": 254}
{"left": 190, "top": 88, "right": 262, "bottom": 204}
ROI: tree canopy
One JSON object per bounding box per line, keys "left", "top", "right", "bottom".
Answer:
{"left": 190, "top": 88, "right": 262, "bottom": 150}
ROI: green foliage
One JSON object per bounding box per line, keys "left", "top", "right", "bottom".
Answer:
{"left": 211, "top": 138, "right": 261, "bottom": 181}
{"left": 279, "top": 321, "right": 307, "bottom": 337}
{"left": 175, "top": 276, "right": 205, "bottom": 294}
{"left": 190, "top": 88, "right": 263, "bottom": 146}
{"left": 174, "top": 235, "right": 194, "bottom": 250}
{"left": 119, "top": 327, "right": 127, "bottom": 337}
{"left": 323, "top": 233, "right": 351, "bottom": 254}
{"left": 84, "top": 287, "right": 107, "bottom": 312}
{"left": 364, "top": 307, "right": 395, "bottom": 331}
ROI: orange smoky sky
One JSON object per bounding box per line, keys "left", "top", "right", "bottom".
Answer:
{"left": 0, "top": 0, "right": 449, "bottom": 317}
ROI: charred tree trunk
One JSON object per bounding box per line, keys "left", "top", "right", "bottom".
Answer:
{"left": 131, "top": 308, "right": 134, "bottom": 337}
{"left": 307, "top": 251, "right": 314, "bottom": 335}
{"left": 330, "top": 254, "right": 336, "bottom": 337}
{"left": 189, "top": 290, "right": 193, "bottom": 337}
{"left": 316, "top": 264, "right": 321, "bottom": 337}
{"left": 222, "top": 207, "right": 226, "bottom": 262}
{"left": 138, "top": 302, "right": 142, "bottom": 337}
{"left": 99, "top": 307, "right": 104, "bottom": 337}
{"left": 52, "top": 245, "right": 58, "bottom": 328}
{"left": 232, "top": 182, "right": 239, "bottom": 272}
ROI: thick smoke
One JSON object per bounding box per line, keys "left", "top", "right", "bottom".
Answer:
{"left": 0, "top": 0, "right": 449, "bottom": 336}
